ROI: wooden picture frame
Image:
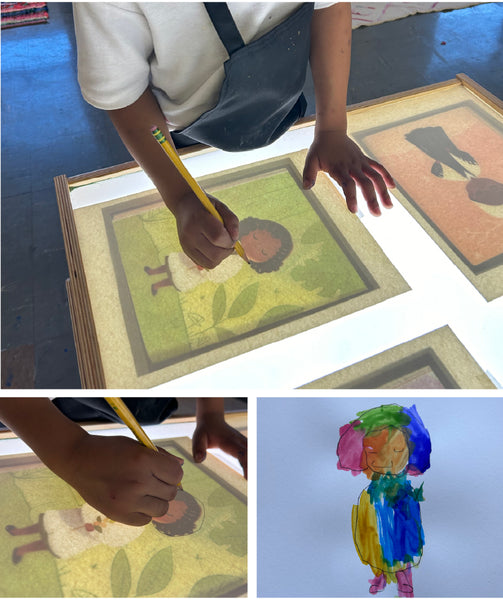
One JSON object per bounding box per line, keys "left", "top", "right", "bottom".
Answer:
{"left": 300, "top": 326, "right": 495, "bottom": 389}
{"left": 55, "top": 150, "right": 408, "bottom": 388}
{"left": 0, "top": 437, "right": 247, "bottom": 598}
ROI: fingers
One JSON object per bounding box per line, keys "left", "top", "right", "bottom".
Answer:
{"left": 192, "top": 428, "right": 208, "bottom": 464}
{"left": 302, "top": 154, "right": 319, "bottom": 190}
{"left": 305, "top": 133, "right": 395, "bottom": 216}
{"left": 213, "top": 198, "right": 240, "bottom": 242}
{"left": 330, "top": 160, "right": 394, "bottom": 216}
{"left": 214, "top": 429, "right": 248, "bottom": 480}
{"left": 151, "top": 448, "right": 184, "bottom": 488}
{"left": 178, "top": 197, "right": 238, "bottom": 269}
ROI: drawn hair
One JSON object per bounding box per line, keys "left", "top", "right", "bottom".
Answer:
{"left": 337, "top": 404, "right": 431, "bottom": 477}
{"left": 152, "top": 490, "right": 204, "bottom": 537}
{"left": 239, "top": 217, "right": 293, "bottom": 273}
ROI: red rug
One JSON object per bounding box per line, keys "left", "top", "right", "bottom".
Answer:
{"left": 1, "top": 2, "right": 49, "bottom": 29}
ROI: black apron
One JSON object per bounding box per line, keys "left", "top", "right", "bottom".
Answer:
{"left": 171, "top": 2, "right": 314, "bottom": 152}
{"left": 53, "top": 398, "right": 178, "bottom": 425}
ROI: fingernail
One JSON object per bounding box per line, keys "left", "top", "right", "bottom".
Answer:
{"left": 195, "top": 451, "right": 205, "bottom": 462}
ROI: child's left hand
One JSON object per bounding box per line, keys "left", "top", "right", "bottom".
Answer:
{"left": 192, "top": 413, "right": 247, "bottom": 479}
{"left": 302, "top": 130, "right": 395, "bottom": 216}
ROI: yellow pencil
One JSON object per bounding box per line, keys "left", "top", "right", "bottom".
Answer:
{"left": 104, "top": 397, "right": 183, "bottom": 488}
{"left": 150, "top": 126, "right": 249, "bottom": 264}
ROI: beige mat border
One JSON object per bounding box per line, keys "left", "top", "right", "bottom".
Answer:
{"left": 300, "top": 325, "right": 495, "bottom": 389}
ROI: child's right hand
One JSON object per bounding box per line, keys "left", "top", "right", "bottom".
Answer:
{"left": 173, "top": 191, "right": 240, "bottom": 269}
{"left": 63, "top": 434, "right": 184, "bottom": 526}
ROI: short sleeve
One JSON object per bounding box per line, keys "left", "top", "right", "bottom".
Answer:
{"left": 73, "top": 3, "right": 153, "bottom": 110}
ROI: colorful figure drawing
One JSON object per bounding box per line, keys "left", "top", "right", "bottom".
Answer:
{"left": 5, "top": 490, "right": 203, "bottom": 564}
{"left": 337, "top": 404, "right": 431, "bottom": 597}
{"left": 405, "top": 126, "right": 503, "bottom": 218}
{"left": 143, "top": 217, "right": 293, "bottom": 295}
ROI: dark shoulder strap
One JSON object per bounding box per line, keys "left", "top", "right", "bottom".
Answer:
{"left": 204, "top": 2, "right": 245, "bottom": 55}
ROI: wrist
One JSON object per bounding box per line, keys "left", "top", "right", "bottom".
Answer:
{"left": 314, "top": 111, "right": 347, "bottom": 137}
{"left": 44, "top": 426, "right": 90, "bottom": 484}
{"left": 196, "top": 398, "right": 225, "bottom": 425}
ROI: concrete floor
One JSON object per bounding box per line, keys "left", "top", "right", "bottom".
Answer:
{"left": 2, "top": 2, "right": 503, "bottom": 389}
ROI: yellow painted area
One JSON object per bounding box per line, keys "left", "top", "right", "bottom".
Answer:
{"left": 351, "top": 490, "right": 413, "bottom": 583}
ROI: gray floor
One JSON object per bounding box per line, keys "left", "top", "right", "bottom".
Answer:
{"left": 2, "top": 2, "right": 503, "bottom": 389}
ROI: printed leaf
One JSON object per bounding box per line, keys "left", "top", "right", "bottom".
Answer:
{"left": 188, "top": 575, "right": 245, "bottom": 598}
{"left": 256, "top": 304, "right": 302, "bottom": 328}
{"left": 215, "top": 326, "right": 235, "bottom": 342}
{"left": 209, "top": 520, "right": 247, "bottom": 557}
{"left": 111, "top": 549, "right": 131, "bottom": 598}
{"left": 212, "top": 284, "right": 226, "bottom": 325}
{"left": 208, "top": 486, "right": 234, "bottom": 507}
{"left": 136, "top": 547, "right": 173, "bottom": 597}
{"left": 227, "top": 282, "right": 259, "bottom": 319}
{"left": 301, "top": 221, "right": 326, "bottom": 244}
{"left": 290, "top": 249, "right": 342, "bottom": 298}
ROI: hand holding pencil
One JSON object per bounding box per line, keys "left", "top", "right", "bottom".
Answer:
{"left": 151, "top": 127, "right": 249, "bottom": 267}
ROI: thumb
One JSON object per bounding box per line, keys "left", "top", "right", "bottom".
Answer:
{"left": 157, "top": 446, "right": 184, "bottom": 465}
{"left": 192, "top": 428, "right": 208, "bottom": 464}
{"left": 214, "top": 198, "right": 240, "bottom": 242}
{"left": 302, "top": 154, "right": 319, "bottom": 190}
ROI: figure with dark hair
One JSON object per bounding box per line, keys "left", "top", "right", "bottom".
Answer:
{"left": 405, "top": 126, "right": 503, "bottom": 215}
{"left": 337, "top": 404, "right": 432, "bottom": 598}
{"left": 144, "top": 217, "right": 293, "bottom": 294}
{"left": 5, "top": 490, "right": 203, "bottom": 565}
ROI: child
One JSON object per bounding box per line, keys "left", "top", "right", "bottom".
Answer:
{"left": 0, "top": 398, "right": 247, "bottom": 527}
{"left": 73, "top": 3, "right": 395, "bottom": 270}
{"left": 337, "top": 404, "right": 431, "bottom": 598}
{"left": 144, "top": 217, "right": 293, "bottom": 294}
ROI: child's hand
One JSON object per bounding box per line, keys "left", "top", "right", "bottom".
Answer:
{"left": 174, "top": 191, "right": 240, "bottom": 269}
{"left": 192, "top": 412, "right": 248, "bottom": 479}
{"left": 63, "top": 434, "right": 184, "bottom": 526}
{"left": 303, "top": 130, "right": 395, "bottom": 216}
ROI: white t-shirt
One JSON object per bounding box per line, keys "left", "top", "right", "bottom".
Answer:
{"left": 73, "top": 2, "right": 333, "bottom": 130}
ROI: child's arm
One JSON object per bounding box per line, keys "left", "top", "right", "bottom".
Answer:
{"left": 303, "top": 3, "right": 395, "bottom": 215}
{"left": 0, "top": 399, "right": 183, "bottom": 526}
{"left": 192, "top": 399, "right": 247, "bottom": 479}
{"left": 107, "top": 87, "right": 239, "bottom": 269}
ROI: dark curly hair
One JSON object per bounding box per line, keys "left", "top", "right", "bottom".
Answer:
{"left": 239, "top": 217, "right": 293, "bottom": 273}
{"left": 152, "top": 490, "right": 204, "bottom": 537}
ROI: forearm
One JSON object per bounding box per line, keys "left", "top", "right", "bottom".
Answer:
{"left": 0, "top": 399, "right": 87, "bottom": 477}
{"left": 107, "top": 87, "right": 193, "bottom": 215}
{"left": 196, "top": 398, "right": 225, "bottom": 422}
{"left": 310, "top": 3, "right": 352, "bottom": 133}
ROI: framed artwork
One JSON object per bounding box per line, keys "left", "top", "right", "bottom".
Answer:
{"left": 300, "top": 326, "right": 496, "bottom": 389}
{"left": 349, "top": 74, "right": 503, "bottom": 301}
{"left": 56, "top": 150, "right": 408, "bottom": 388}
{"left": 0, "top": 437, "right": 247, "bottom": 598}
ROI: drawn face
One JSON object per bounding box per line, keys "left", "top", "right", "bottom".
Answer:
{"left": 240, "top": 229, "right": 282, "bottom": 263}
{"left": 362, "top": 428, "right": 409, "bottom": 476}
{"left": 152, "top": 499, "right": 188, "bottom": 524}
